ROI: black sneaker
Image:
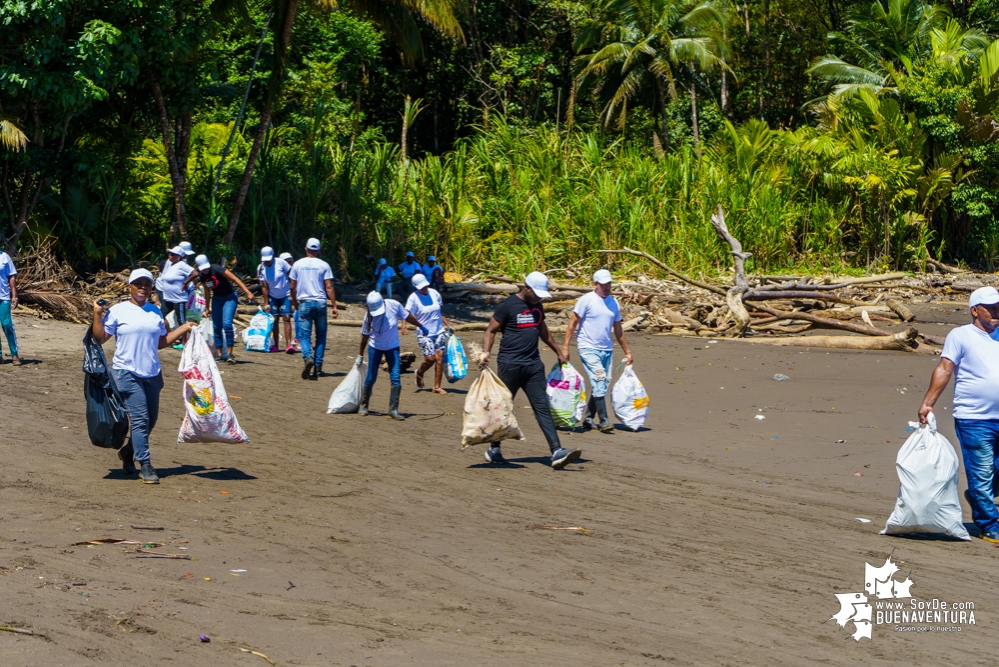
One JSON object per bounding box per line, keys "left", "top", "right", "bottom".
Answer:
{"left": 484, "top": 446, "right": 507, "bottom": 464}
{"left": 551, "top": 447, "right": 581, "bottom": 469}
{"left": 302, "top": 356, "right": 315, "bottom": 379}
{"left": 226, "top": 355, "right": 236, "bottom": 365}
{"left": 139, "top": 463, "right": 160, "bottom": 484}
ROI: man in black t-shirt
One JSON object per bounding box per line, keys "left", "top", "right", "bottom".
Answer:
{"left": 482, "top": 272, "right": 582, "bottom": 469}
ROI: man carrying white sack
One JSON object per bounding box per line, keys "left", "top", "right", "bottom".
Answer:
{"left": 563, "top": 269, "right": 634, "bottom": 432}
{"left": 918, "top": 286, "right": 999, "bottom": 542}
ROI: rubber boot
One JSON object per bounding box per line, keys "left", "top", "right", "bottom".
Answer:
{"left": 314, "top": 362, "right": 323, "bottom": 379}
{"left": 595, "top": 396, "right": 614, "bottom": 433}
{"left": 358, "top": 385, "right": 372, "bottom": 416}
{"left": 118, "top": 442, "right": 138, "bottom": 474}
{"left": 582, "top": 394, "right": 596, "bottom": 430}
{"left": 388, "top": 385, "right": 405, "bottom": 420}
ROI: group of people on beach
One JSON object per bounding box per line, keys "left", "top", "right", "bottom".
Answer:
{"left": 86, "top": 237, "right": 638, "bottom": 483}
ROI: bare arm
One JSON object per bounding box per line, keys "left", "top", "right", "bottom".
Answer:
{"left": 91, "top": 301, "right": 112, "bottom": 344}
{"left": 918, "top": 358, "right": 955, "bottom": 423}
{"left": 540, "top": 320, "right": 568, "bottom": 364}
{"left": 260, "top": 280, "right": 270, "bottom": 310}
{"left": 290, "top": 279, "right": 298, "bottom": 309}
{"left": 160, "top": 322, "right": 196, "bottom": 348}
{"left": 9, "top": 275, "right": 16, "bottom": 309}
{"left": 324, "top": 279, "right": 338, "bottom": 318}
{"left": 224, "top": 269, "right": 255, "bottom": 302}
{"left": 359, "top": 334, "right": 370, "bottom": 357}
{"left": 562, "top": 312, "right": 581, "bottom": 361}
{"left": 481, "top": 317, "right": 502, "bottom": 365}
{"left": 614, "top": 321, "right": 634, "bottom": 365}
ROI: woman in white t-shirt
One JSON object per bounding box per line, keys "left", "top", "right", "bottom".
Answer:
{"left": 92, "top": 269, "right": 195, "bottom": 484}
{"left": 405, "top": 273, "right": 454, "bottom": 395}
{"left": 358, "top": 291, "right": 423, "bottom": 420}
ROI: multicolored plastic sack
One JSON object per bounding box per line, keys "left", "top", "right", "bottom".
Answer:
{"left": 177, "top": 325, "right": 249, "bottom": 443}
{"left": 243, "top": 308, "right": 273, "bottom": 352}
{"left": 445, "top": 334, "right": 468, "bottom": 383}
{"left": 546, "top": 362, "right": 586, "bottom": 428}
{"left": 186, "top": 287, "right": 207, "bottom": 323}
{"left": 611, "top": 365, "right": 648, "bottom": 430}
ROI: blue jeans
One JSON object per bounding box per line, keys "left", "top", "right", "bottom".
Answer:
{"left": 116, "top": 371, "right": 164, "bottom": 464}
{"left": 953, "top": 418, "right": 999, "bottom": 535}
{"left": 578, "top": 347, "right": 613, "bottom": 397}
{"left": 0, "top": 300, "right": 17, "bottom": 357}
{"left": 297, "top": 300, "right": 328, "bottom": 367}
{"left": 211, "top": 293, "right": 238, "bottom": 354}
{"left": 365, "top": 346, "right": 401, "bottom": 387}
{"left": 376, "top": 281, "right": 394, "bottom": 299}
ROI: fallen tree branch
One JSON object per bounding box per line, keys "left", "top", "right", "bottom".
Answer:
{"left": 743, "top": 290, "right": 853, "bottom": 303}
{"left": 744, "top": 329, "right": 919, "bottom": 351}
{"left": 886, "top": 299, "right": 916, "bottom": 322}
{"left": 709, "top": 206, "right": 752, "bottom": 334}
{"left": 926, "top": 258, "right": 965, "bottom": 274}
{"left": 752, "top": 304, "right": 893, "bottom": 336}
{"left": 597, "top": 248, "right": 727, "bottom": 296}
{"left": 822, "top": 272, "right": 907, "bottom": 286}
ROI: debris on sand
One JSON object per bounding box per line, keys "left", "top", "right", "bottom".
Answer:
{"left": 525, "top": 525, "right": 593, "bottom": 535}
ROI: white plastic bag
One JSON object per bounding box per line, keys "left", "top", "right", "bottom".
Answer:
{"left": 244, "top": 308, "right": 273, "bottom": 352}
{"left": 881, "top": 413, "right": 969, "bottom": 540}
{"left": 327, "top": 357, "right": 366, "bottom": 413}
{"left": 199, "top": 317, "right": 215, "bottom": 349}
{"left": 461, "top": 366, "right": 524, "bottom": 448}
{"left": 177, "top": 325, "right": 249, "bottom": 443}
{"left": 165, "top": 310, "right": 178, "bottom": 330}
{"left": 612, "top": 365, "right": 648, "bottom": 430}
{"left": 186, "top": 287, "right": 206, "bottom": 323}
{"left": 546, "top": 363, "right": 585, "bottom": 427}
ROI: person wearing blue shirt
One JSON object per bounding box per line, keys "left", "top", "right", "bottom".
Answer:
{"left": 398, "top": 251, "right": 423, "bottom": 299}
{"left": 374, "top": 258, "right": 397, "bottom": 298}
{"left": 423, "top": 255, "right": 444, "bottom": 291}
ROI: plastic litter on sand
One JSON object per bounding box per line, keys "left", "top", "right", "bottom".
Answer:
{"left": 772, "top": 374, "right": 790, "bottom": 381}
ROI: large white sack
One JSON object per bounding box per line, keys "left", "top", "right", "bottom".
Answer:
{"left": 177, "top": 325, "right": 249, "bottom": 443}
{"left": 611, "top": 365, "right": 648, "bottom": 430}
{"left": 244, "top": 308, "right": 273, "bottom": 352}
{"left": 186, "top": 287, "right": 206, "bottom": 323}
{"left": 199, "top": 317, "right": 215, "bottom": 349}
{"left": 546, "top": 362, "right": 585, "bottom": 427}
{"left": 461, "top": 366, "right": 524, "bottom": 448}
{"left": 327, "top": 357, "right": 366, "bottom": 413}
{"left": 881, "top": 413, "right": 969, "bottom": 540}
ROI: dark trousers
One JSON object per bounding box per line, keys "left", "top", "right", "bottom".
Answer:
{"left": 498, "top": 360, "right": 561, "bottom": 452}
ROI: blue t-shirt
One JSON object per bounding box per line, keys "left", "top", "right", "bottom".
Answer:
{"left": 375, "top": 266, "right": 396, "bottom": 283}
{"left": 104, "top": 301, "right": 167, "bottom": 378}
{"left": 398, "top": 260, "right": 422, "bottom": 279}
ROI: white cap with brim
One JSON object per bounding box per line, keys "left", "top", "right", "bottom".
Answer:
{"left": 306, "top": 237, "right": 321, "bottom": 251}
{"left": 969, "top": 286, "right": 999, "bottom": 308}
{"left": 367, "top": 291, "right": 386, "bottom": 316}
{"left": 279, "top": 252, "right": 293, "bottom": 261}
{"left": 179, "top": 241, "right": 194, "bottom": 255}
{"left": 593, "top": 269, "right": 613, "bottom": 284}
{"left": 128, "top": 268, "right": 154, "bottom": 285}
{"left": 168, "top": 246, "right": 184, "bottom": 257}
{"left": 412, "top": 274, "right": 429, "bottom": 290}
{"left": 195, "top": 254, "right": 211, "bottom": 271}
{"left": 525, "top": 271, "right": 551, "bottom": 299}
{"left": 261, "top": 246, "right": 274, "bottom": 260}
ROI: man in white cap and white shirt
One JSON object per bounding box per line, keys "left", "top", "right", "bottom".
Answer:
{"left": 919, "top": 286, "right": 999, "bottom": 542}
{"left": 257, "top": 246, "right": 294, "bottom": 353}
{"left": 290, "top": 238, "right": 338, "bottom": 379}
{"left": 563, "top": 269, "right": 634, "bottom": 432}
{"left": 482, "top": 272, "right": 581, "bottom": 469}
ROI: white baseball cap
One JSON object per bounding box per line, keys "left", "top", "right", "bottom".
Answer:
{"left": 306, "top": 237, "right": 321, "bottom": 251}
{"left": 128, "top": 268, "right": 154, "bottom": 284}
{"left": 167, "top": 245, "right": 184, "bottom": 257}
{"left": 261, "top": 246, "right": 274, "bottom": 261}
{"left": 279, "top": 252, "right": 293, "bottom": 261}
{"left": 593, "top": 269, "right": 613, "bottom": 284}
{"left": 194, "top": 254, "right": 211, "bottom": 271}
{"left": 525, "top": 271, "right": 551, "bottom": 299}
{"left": 366, "top": 291, "right": 386, "bottom": 316}
{"left": 969, "top": 286, "right": 999, "bottom": 308}
{"left": 179, "top": 241, "right": 194, "bottom": 256}
{"left": 412, "top": 273, "right": 429, "bottom": 290}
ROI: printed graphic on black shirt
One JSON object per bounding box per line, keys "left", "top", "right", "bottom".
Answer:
{"left": 493, "top": 295, "right": 545, "bottom": 365}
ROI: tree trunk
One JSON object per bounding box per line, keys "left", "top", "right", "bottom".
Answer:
{"left": 654, "top": 78, "right": 671, "bottom": 153}
{"left": 760, "top": 0, "right": 770, "bottom": 120}
{"left": 401, "top": 94, "right": 411, "bottom": 164}
{"left": 152, "top": 82, "right": 189, "bottom": 241}
{"left": 690, "top": 85, "right": 700, "bottom": 147}
{"left": 223, "top": 0, "right": 299, "bottom": 249}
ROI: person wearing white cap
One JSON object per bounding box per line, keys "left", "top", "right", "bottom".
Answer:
{"left": 918, "top": 286, "right": 999, "bottom": 542}
{"left": 482, "top": 272, "right": 581, "bottom": 469}
{"left": 0, "top": 247, "right": 20, "bottom": 366}
{"left": 398, "top": 251, "right": 422, "bottom": 299}
{"left": 156, "top": 246, "right": 197, "bottom": 348}
{"left": 257, "top": 246, "right": 294, "bottom": 353}
{"left": 406, "top": 273, "right": 454, "bottom": 394}
{"left": 188, "top": 254, "right": 256, "bottom": 364}
{"left": 279, "top": 253, "right": 300, "bottom": 353}
{"left": 374, "top": 258, "right": 396, "bottom": 298}
{"left": 563, "top": 269, "right": 634, "bottom": 432}
{"left": 422, "top": 255, "right": 444, "bottom": 290}
{"left": 290, "top": 237, "right": 338, "bottom": 379}
{"left": 91, "top": 269, "right": 196, "bottom": 484}
{"left": 358, "top": 291, "right": 425, "bottom": 419}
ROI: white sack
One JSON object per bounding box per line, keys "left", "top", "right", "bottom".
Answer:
{"left": 177, "top": 325, "right": 249, "bottom": 443}
{"left": 199, "top": 317, "right": 215, "bottom": 349}
{"left": 545, "top": 362, "right": 585, "bottom": 428}
{"left": 327, "top": 357, "right": 366, "bottom": 414}
{"left": 881, "top": 413, "right": 970, "bottom": 540}
{"left": 611, "top": 365, "right": 648, "bottom": 431}
{"left": 461, "top": 366, "right": 523, "bottom": 448}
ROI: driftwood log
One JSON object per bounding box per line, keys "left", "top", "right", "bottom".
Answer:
{"left": 596, "top": 248, "right": 727, "bottom": 296}
{"left": 709, "top": 206, "right": 752, "bottom": 334}
{"left": 746, "top": 328, "right": 919, "bottom": 351}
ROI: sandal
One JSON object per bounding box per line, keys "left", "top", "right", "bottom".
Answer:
{"left": 11, "top": 357, "right": 21, "bottom": 367}
{"left": 415, "top": 372, "right": 425, "bottom": 389}
{"left": 432, "top": 387, "right": 447, "bottom": 395}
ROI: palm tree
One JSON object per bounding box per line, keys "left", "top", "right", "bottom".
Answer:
{"left": 573, "top": 0, "right": 726, "bottom": 152}
{"left": 223, "top": 0, "right": 464, "bottom": 247}
{"left": 807, "top": 0, "right": 972, "bottom": 99}
{"left": 0, "top": 118, "right": 28, "bottom": 152}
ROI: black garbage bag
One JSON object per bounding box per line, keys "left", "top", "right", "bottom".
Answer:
{"left": 83, "top": 328, "right": 129, "bottom": 448}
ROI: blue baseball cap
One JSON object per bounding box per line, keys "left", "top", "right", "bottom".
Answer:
{"left": 378, "top": 258, "right": 387, "bottom": 265}
{"left": 406, "top": 251, "right": 414, "bottom": 258}
{"left": 427, "top": 255, "right": 436, "bottom": 262}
